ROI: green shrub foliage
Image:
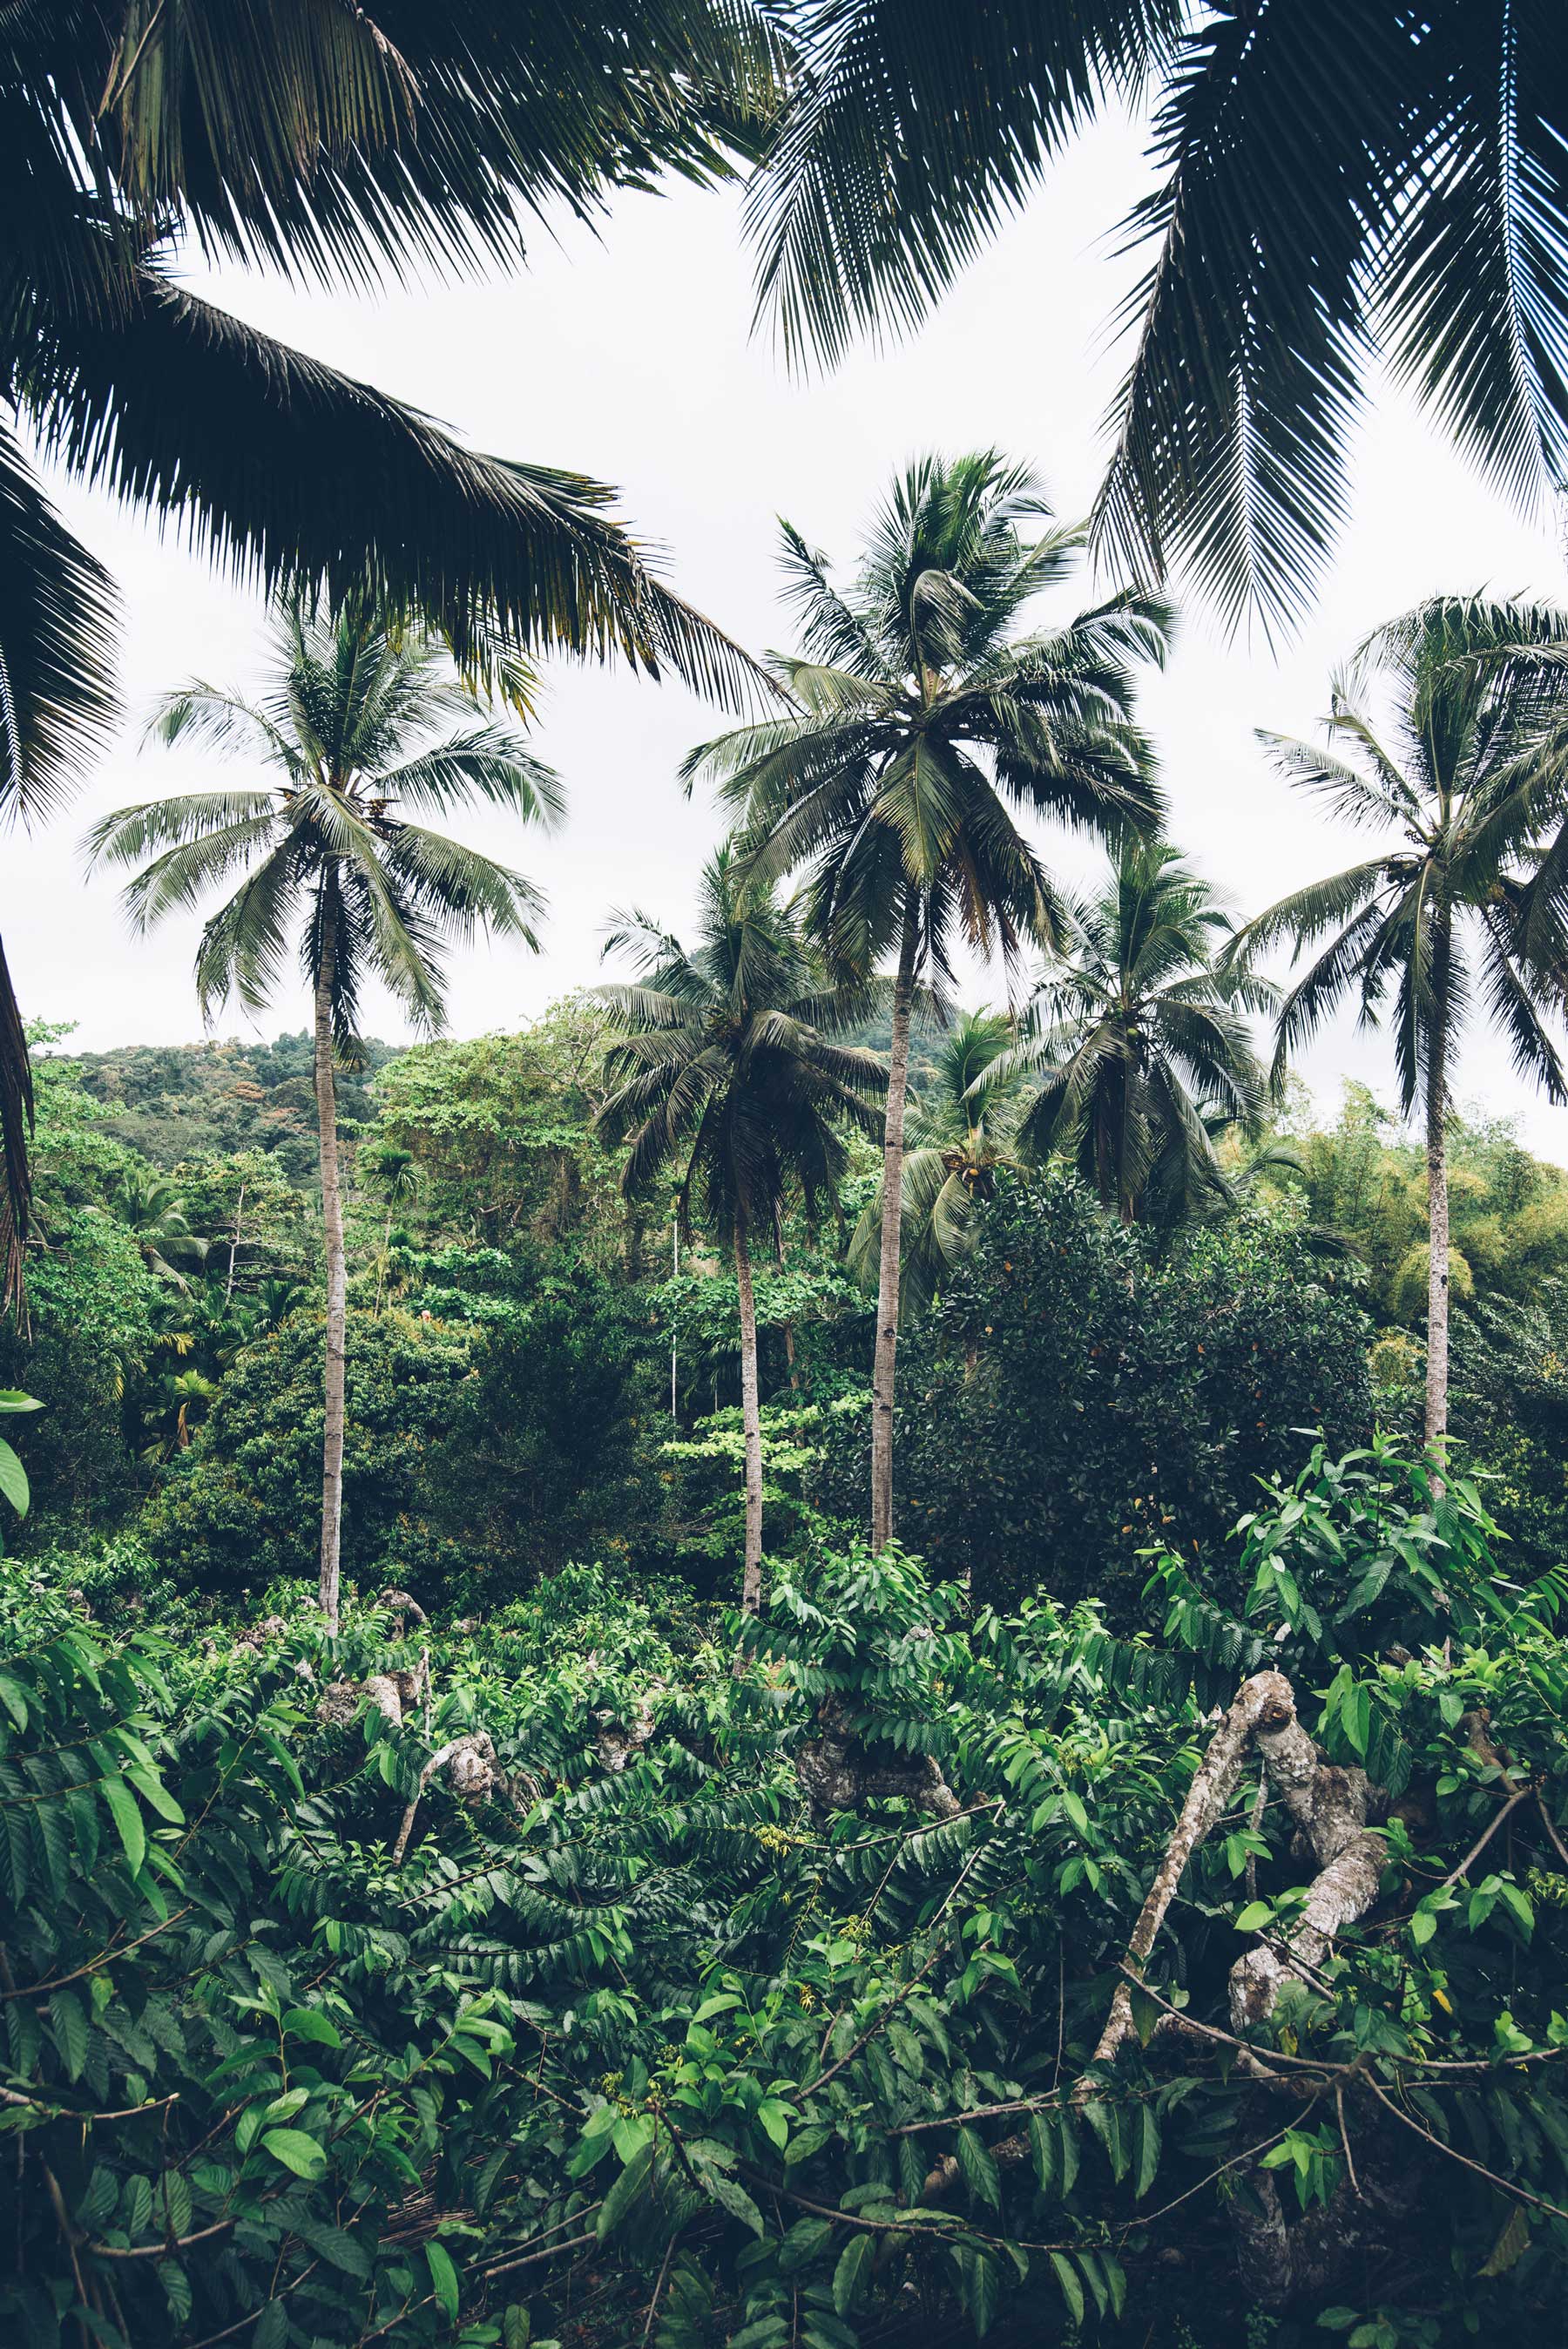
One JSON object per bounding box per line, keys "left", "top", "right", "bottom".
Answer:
{"left": 5, "top": 1456, "right": 1568, "bottom": 2348}
{"left": 827, "top": 1170, "right": 1376, "bottom": 1614}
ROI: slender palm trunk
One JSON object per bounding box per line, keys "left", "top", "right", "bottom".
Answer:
{"left": 1424, "top": 904, "right": 1453, "bottom": 1461}
{"left": 871, "top": 899, "right": 920, "bottom": 1550}
{"left": 224, "top": 1182, "right": 247, "bottom": 1306}
{"left": 734, "top": 1216, "right": 765, "bottom": 1615}
{"left": 314, "top": 905, "right": 347, "bottom": 1635}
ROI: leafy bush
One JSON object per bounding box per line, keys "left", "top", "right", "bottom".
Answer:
{"left": 825, "top": 1169, "right": 1376, "bottom": 1616}
{"left": 5, "top": 1460, "right": 1568, "bottom": 2348}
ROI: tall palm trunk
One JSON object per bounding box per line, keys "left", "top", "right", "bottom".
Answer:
{"left": 314, "top": 899, "right": 347, "bottom": 1635}
{"left": 1424, "top": 903, "right": 1452, "bottom": 1460}
{"left": 734, "top": 1215, "right": 765, "bottom": 1615}
{"left": 871, "top": 898, "right": 920, "bottom": 1550}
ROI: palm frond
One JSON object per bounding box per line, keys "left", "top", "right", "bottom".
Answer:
{"left": 24, "top": 266, "right": 772, "bottom": 705}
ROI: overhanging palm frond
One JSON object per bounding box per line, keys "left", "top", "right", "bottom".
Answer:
{"left": 24, "top": 267, "right": 773, "bottom": 707}
{"left": 0, "top": 422, "right": 118, "bottom": 827}
{"left": 0, "top": 423, "right": 118, "bottom": 1302}
{"left": 376, "top": 728, "right": 565, "bottom": 824}
{"left": 743, "top": 0, "right": 1179, "bottom": 367}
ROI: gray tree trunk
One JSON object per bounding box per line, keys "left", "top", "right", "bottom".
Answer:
{"left": 1424, "top": 904, "right": 1452, "bottom": 1459}
{"left": 871, "top": 901, "right": 920, "bottom": 1551}
{"left": 314, "top": 908, "right": 347, "bottom": 1635}
{"left": 734, "top": 1218, "right": 764, "bottom": 1615}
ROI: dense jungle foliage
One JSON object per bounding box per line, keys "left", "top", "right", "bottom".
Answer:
{"left": 5, "top": 1011, "right": 1568, "bottom": 2349}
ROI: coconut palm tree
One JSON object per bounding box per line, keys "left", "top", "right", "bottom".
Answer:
{"left": 86, "top": 599, "right": 564, "bottom": 1633}
{"left": 848, "top": 1010, "right": 1022, "bottom": 1316}
{"left": 110, "top": 1168, "right": 209, "bottom": 1288}
{"left": 0, "top": 5, "right": 778, "bottom": 1307}
{"left": 749, "top": 3, "right": 1568, "bottom": 639}
{"left": 595, "top": 846, "right": 886, "bottom": 1612}
{"left": 684, "top": 452, "right": 1168, "bottom": 1547}
{"left": 1232, "top": 595, "right": 1568, "bottom": 1453}
{"left": 1008, "top": 837, "right": 1274, "bottom": 1226}
{"left": 362, "top": 1143, "right": 422, "bottom": 1317}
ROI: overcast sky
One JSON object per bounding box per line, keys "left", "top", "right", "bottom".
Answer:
{"left": 14, "top": 111, "right": 1568, "bottom": 1156}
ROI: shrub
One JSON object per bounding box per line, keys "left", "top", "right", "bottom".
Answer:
{"left": 827, "top": 1169, "right": 1376, "bottom": 1616}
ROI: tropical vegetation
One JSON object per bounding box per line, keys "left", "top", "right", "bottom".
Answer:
{"left": 6, "top": 10, "right": 1568, "bottom": 2345}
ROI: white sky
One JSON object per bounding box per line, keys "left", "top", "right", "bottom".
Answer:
{"left": 11, "top": 112, "right": 1568, "bottom": 1157}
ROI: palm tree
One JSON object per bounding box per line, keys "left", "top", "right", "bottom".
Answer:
{"left": 110, "top": 1168, "right": 209, "bottom": 1288}
{"left": 1232, "top": 596, "right": 1568, "bottom": 1452}
{"left": 1008, "top": 837, "right": 1274, "bottom": 1226}
{"left": 748, "top": 4, "right": 1568, "bottom": 638}
{"left": 86, "top": 600, "right": 563, "bottom": 1633}
{"left": 0, "top": 6, "right": 779, "bottom": 1306}
{"left": 684, "top": 452, "right": 1168, "bottom": 1547}
{"left": 595, "top": 847, "right": 886, "bottom": 1612}
{"left": 362, "top": 1143, "right": 422, "bottom": 1317}
{"left": 848, "top": 1010, "right": 1022, "bottom": 1316}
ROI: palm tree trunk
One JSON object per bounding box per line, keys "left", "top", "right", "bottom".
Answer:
{"left": 734, "top": 1216, "right": 765, "bottom": 1615}
{"left": 1424, "top": 904, "right": 1453, "bottom": 1461}
{"left": 225, "top": 1182, "right": 246, "bottom": 1306}
{"left": 314, "top": 905, "right": 347, "bottom": 1635}
{"left": 871, "top": 898, "right": 920, "bottom": 1550}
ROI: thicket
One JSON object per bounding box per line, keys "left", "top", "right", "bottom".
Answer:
{"left": 4, "top": 1454, "right": 1568, "bottom": 2349}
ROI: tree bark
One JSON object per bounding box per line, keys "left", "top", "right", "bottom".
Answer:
{"left": 734, "top": 1216, "right": 765, "bottom": 1615}
{"left": 314, "top": 903, "right": 347, "bottom": 1636}
{"left": 871, "top": 898, "right": 920, "bottom": 1551}
{"left": 1423, "top": 901, "right": 1452, "bottom": 1460}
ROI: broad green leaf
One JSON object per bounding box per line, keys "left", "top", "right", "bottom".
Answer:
{"left": 426, "top": 2239, "right": 460, "bottom": 2323}
{"left": 99, "top": 1774, "right": 145, "bottom": 1877}
{"left": 1050, "top": 2251, "right": 1085, "bottom": 2326}
{"left": 281, "top": 2007, "right": 343, "bottom": 2048}
{"left": 597, "top": 2144, "right": 654, "bottom": 2238}
{"left": 1135, "top": 2107, "right": 1161, "bottom": 2199}
{"left": 260, "top": 2128, "right": 327, "bottom": 2181}
{"left": 0, "top": 1439, "right": 27, "bottom": 1518}
{"left": 956, "top": 2124, "right": 1001, "bottom": 2210}
{"left": 832, "top": 2233, "right": 874, "bottom": 2317}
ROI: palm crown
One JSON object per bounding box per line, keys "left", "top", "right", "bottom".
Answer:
{"left": 1235, "top": 593, "right": 1568, "bottom": 1449}
{"left": 848, "top": 1010, "right": 1022, "bottom": 1312}
{"left": 685, "top": 452, "right": 1169, "bottom": 983}
{"left": 1234, "top": 597, "right": 1568, "bottom": 1117}
{"left": 85, "top": 603, "right": 563, "bottom": 1046}
{"left": 1009, "top": 837, "right": 1274, "bottom": 1224}
{"left": 595, "top": 847, "right": 887, "bottom": 1241}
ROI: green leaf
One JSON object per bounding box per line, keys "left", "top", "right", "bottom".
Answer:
{"left": 956, "top": 2124, "right": 1001, "bottom": 2210}
{"left": 704, "top": 2173, "right": 764, "bottom": 2237}
{"left": 832, "top": 2233, "right": 874, "bottom": 2317}
{"left": 1029, "top": 2110, "right": 1057, "bottom": 2197}
{"left": 597, "top": 2144, "right": 654, "bottom": 2238}
{"left": 0, "top": 1671, "right": 27, "bottom": 1730}
{"left": 1050, "top": 2251, "right": 1085, "bottom": 2326}
{"left": 99, "top": 1774, "right": 145, "bottom": 1878}
{"left": 1135, "top": 2106, "right": 1161, "bottom": 2199}
{"left": 757, "top": 2098, "right": 791, "bottom": 2153}
{"left": 0, "top": 1439, "right": 28, "bottom": 1519}
{"left": 1235, "top": 1901, "right": 1274, "bottom": 1933}
{"left": 282, "top": 2007, "right": 343, "bottom": 2048}
{"left": 426, "top": 2239, "right": 461, "bottom": 2324}
{"left": 260, "top": 2128, "right": 327, "bottom": 2181}
{"left": 50, "top": 1990, "right": 89, "bottom": 2084}
{"left": 254, "top": 2302, "right": 288, "bottom": 2349}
